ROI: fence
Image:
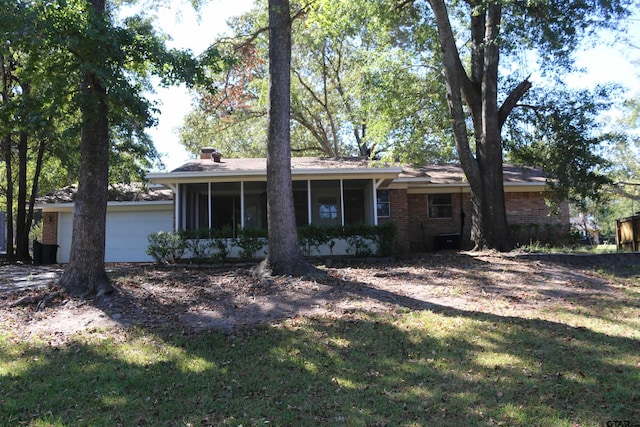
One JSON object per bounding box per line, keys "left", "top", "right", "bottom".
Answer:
{"left": 616, "top": 215, "right": 640, "bottom": 252}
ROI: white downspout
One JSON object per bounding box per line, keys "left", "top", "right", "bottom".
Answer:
{"left": 240, "top": 181, "right": 245, "bottom": 229}
{"left": 372, "top": 179, "right": 379, "bottom": 226}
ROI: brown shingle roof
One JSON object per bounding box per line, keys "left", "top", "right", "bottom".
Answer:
{"left": 171, "top": 156, "right": 397, "bottom": 173}
{"left": 36, "top": 184, "right": 173, "bottom": 204}
{"left": 424, "top": 164, "right": 547, "bottom": 185}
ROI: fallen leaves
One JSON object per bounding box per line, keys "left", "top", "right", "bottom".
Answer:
{"left": 1, "top": 254, "right": 636, "bottom": 344}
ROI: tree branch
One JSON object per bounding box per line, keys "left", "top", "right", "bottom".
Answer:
{"left": 498, "top": 77, "right": 532, "bottom": 128}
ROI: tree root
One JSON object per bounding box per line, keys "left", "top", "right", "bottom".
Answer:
{"left": 10, "top": 290, "right": 65, "bottom": 311}
{"left": 251, "top": 259, "right": 327, "bottom": 284}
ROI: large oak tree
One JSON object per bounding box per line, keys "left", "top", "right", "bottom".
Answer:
{"left": 417, "top": 0, "right": 632, "bottom": 250}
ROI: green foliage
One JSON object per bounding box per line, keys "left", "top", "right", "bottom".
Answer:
{"left": 0, "top": 0, "right": 221, "bottom": 193}
{"left": 209, "top": 225, "right": 235, "bottom": 262}
{"left": 179, "top": 0, "right": 453, "bottom": 163}
{"left": 299, "top": 222, "right": 397, "bottom": 257}
{"left": 178, "top": 229, "right": 217, "bottom": 265}
{"left": 146, "top": 223, "right": 397, "bottom": 263}
{"left": 146, "top": 231, "right": 186, "bottom": 264}
{"left": 236, "top": 228, "right": 268, "bottom": 260}
{"left": 505, "top": 85, "right": 617, "bottom": 208}
{"left": 297, "top": 224, "right": 332, "bottom": 256}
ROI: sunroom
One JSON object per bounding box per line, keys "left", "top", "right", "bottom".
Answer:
{"left": 147, "top": 155, "right": 407, "bottom": 237}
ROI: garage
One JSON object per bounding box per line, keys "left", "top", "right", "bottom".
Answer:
{"left": 55, "top": 202, "right": 174, "bottom": 263}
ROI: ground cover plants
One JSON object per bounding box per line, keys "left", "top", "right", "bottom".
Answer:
{"left": 1, "top": 253, "right": 639, "bottom": 426}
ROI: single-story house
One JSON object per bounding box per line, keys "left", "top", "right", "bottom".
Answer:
{"left": 36, "top": 152, "right": 569, "bottom": 263}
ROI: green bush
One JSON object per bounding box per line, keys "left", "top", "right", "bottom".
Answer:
{"left": 298, "top": 224, "right": 331, "bottom": 256}
{"left": 146, "top": 231, "right": 186, "bottom": 264}
{"left": 237, "top": 228, "right": 268, "bottom": 260}
{"left": 146, "top": 222, "right": 397, "bottom": 263}
{"left": 179, "top": 229, "right": 217, "bottom": 265}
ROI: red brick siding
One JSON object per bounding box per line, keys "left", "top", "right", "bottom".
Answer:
{"left": 406, "top": 192, "right": 472, "bottom": 251}
{"left": 379, "top": 189, "right": 410, "bottom": 254}
{"left": 505, "top": 192, "right": 570, "bottom": 244}
{"left": 41, "top": 212, "right": 58, "bottom": 245}
{"left": 401, "top": 191, "right": 569, "bottom": 251}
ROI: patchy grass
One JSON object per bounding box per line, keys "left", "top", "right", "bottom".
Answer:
{"left": 519, "top": 243, "right": 620, "bottom": 254}
{"left": 1, "top": 256, "right": 639, "bottom": 426}
{"left": 2, "top": 305, "right": 639, "bottom": 426}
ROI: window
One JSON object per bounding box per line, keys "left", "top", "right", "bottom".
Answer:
{"left": 428, "top": 194, "right": 453, "bottom": 219}
{"left": 376, "top": 190, "right": 390, "bottom": 218}
{"left": 311, "top": 180, "right": 342, "bottom": 225}
{"left": 318, "top": 197, "right": 338, "bottom": 220}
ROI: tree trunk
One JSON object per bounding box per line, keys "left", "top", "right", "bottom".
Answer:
{"left": 259, "top": 0, "right": 314, "bottom": 277}
{"left": 15, "top": 128, "right": 30, "bottom": 261}
{"left": 428, "top": 0, "right": 522, "bottom": 251}
{"left": 58, "top": 0, "right": 113, "bottom": 297}
{"left": 2, "top": 134, "right": 14, "bottom": 261}
{"left": 1, "top": 54, "right": 15, "bottom": 261}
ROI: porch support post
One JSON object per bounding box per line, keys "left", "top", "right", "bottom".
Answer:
{"left": 208, "top": 182, "right": 212, "bottom": 229}
{"left": 240, "top": 181, "right": 245, "bottom": 229}
{"left": 339, "top": 179, "right": 345, "bottom": 226}
{"left": 307, "top": 180, "right": 312, "bottom": 225}
{"left": 372, "top": 179, "right": 378, "bottom": 226}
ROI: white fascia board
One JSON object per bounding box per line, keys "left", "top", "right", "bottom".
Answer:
{"left": 147, "top": 170, "right": 267, "bottom": 183}
{"left": 503, "top": 183, "right": 547, "bottom": 192}
{"left": 407, "top": 182, "right": 548, "bottom": 194}
{"left": 37, "top": 200, "right": 173, "bottom": 213}
{"left": 147, "top": 167, "right": 403, "bottom": 185}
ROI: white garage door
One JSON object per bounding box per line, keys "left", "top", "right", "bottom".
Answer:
{"left": 57, "top": 205, "right": 173, "bottom": 263}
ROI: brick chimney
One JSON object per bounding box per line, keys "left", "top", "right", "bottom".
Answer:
{"left": 200, "top": 147, "right": 222, "bottom": 162}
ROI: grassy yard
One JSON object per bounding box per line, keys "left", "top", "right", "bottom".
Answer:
{"left": 1, "top": 260, "right": 639, "bottom": 426}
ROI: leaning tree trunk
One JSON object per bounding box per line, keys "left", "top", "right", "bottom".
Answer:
{"left": 259, "top": 0, "right": 314, "bottom": 277}
{"left": 58, "top": 0, "right": 113, "bottom": 297}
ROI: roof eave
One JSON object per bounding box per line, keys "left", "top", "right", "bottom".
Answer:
{"left": 148, "top": 167, "right": 404, "bottom": 184}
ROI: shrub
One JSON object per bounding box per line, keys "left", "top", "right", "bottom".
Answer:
{"left": 210, "top": 225, "right": 234, "bottom": 262}
{"left": 146, "top": 231, "right": 186, "bottom": 264}
{"left": 179, "top": 229, "right": 216, "bottom": 265}
{"left": 298, "top": 224, "right": 331, "bottom": 256}
{"left": 237, "top": 228, "right": 268, "bottom": 260}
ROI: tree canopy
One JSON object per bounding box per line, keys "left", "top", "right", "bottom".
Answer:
{"left": 1, "top": 0, "right": 220, "bottom": 294}
{"left": 179, "top": 0, "right": 456, "bottom": 164}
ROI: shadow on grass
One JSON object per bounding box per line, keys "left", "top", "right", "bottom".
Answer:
{"left": 2, "top": 288, "right": 640, "bottom": 426}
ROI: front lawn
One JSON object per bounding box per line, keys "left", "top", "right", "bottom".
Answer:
{"left": 1, "top": 256, "right": 638, "bottom": 426}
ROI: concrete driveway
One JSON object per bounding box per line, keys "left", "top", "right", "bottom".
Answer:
{"left": 0, "top": 264, "right": 63, "bottom": 293}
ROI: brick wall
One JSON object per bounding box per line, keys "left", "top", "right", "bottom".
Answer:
{"left": 399, "top": 190, "right": 569, "bottom": 252}
{"left": 505, "top": 192, "right": 570, "bottom": 245}
{"left": 379, "top": 189, "right": 410, "bottom": 254}
{"left": 406, "top": 192, "right": 472, "bottom": 252}
{"left": 41, "top": 212, "right": 58, "bottom": 245}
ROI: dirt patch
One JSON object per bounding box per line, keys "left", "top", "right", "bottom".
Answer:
{"left": 1, "top": 253, "right": 636, "bottom": 342}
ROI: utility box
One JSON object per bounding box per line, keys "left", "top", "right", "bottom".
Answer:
{"left": 33, "top": 240, "right": 59, "bottom": 264}
{"left": 434, "top": 233, "right": 461, "bottom": 251}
